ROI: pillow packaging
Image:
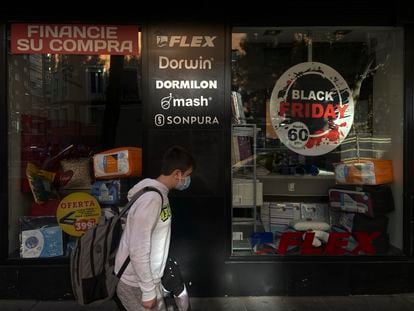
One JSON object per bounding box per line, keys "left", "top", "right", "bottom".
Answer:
{"left": 90, "top": 180, "right": 121, "bottom": 205}
{"left": 334, "top": 159, "right": 393, "bottom": 185}
{"left": 93, "top": 147, "right": 142, "bottom": 179}
{"left": 19, "top": 216, "right": 63, "bottom": 258}
{"left": 60, "top": 157, "right": 92, "bottom": 190}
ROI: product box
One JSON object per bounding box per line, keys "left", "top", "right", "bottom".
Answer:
{"left": 232, "top": 179, "right": 263, "bottom": 206}
{"left": 333, "top": 159, "right": 393, "bottom": 185}
{"left": 20, "top": 216, "right": 63, "bottom": 258}
{"left": 261, "top": 203, "right": 270, "bottom": 232}
{"left": 352, "top": 214, "right": 389, "bottom": 233}
{"left": 269, "top": 202, "right": 301, "bottom": 224}
{"left": 21, "top": 226, "right": 63, "bottom": 258}
{"left": 93, "top": 147, "right": 142, "bottom": 179}
{"left": 91, "top": 180, "right": 121, "bottom": 205}
{"left": 268, "top": 202, "right": 301, "bottom": 233}
{"left": 328, "top": 184, "right": 394, "bottom": 217}
{"left": 330, "top": 211, "right": 356, "bottom": 232}
{"left": 300, "top": 203, "right": 329, "bottom": 222}
{"left": 352, "top": 214, "right": 390, "bottom": 254}
{"left": 250, "top": 232, "right": 273, "bottom": 247}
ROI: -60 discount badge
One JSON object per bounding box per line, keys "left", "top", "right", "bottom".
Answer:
{"left": 56, "top": 192, "right": 101, "bottom": 237}
{"left": 270, "top": 62, "right": 354, "bottom": 156}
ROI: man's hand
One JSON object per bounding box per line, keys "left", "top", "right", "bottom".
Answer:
{"left": 142, "top": 298, "right": 156, "bottom": 309}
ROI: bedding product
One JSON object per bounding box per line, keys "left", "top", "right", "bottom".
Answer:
{"left": 60, "top": 157, "right": 92, "bottom": 190}
{"left": 93, "top": 147, "right": 142, "bottom": 179}
{"left": 334, "top": 159, "right": 393, "bottom": 185}
{"left": 291, "top": 220, "right": 331, "bottom": 231}
{"left": 329, "top": 184, "right": 394, "bottom": 217}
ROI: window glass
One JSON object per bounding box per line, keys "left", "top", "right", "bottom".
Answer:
{"left": 8, "top": 27, "right": 142, "bottom": 259}
{"left": 231, "top": 27, "right": 404, "bottom": 256}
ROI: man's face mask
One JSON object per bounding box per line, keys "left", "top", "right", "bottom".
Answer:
{"left": 175, "top": 174, "right": 191, "bottom": 191}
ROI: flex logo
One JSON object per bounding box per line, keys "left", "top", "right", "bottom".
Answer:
{"left": 160, "top": 204, "right": 172, "bottom": 222}
{"left": 256, "top": 231, "right": 380, "bottom": 256}
{"left": 277, "top": 231, "right": 381, "bottom": 255}
{"left": 156, "top": 35, "right": 217, "bottom": 48}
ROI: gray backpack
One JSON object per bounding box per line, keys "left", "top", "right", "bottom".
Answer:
{"left": 70, "top": 186, "right": 163, "bottom": 305}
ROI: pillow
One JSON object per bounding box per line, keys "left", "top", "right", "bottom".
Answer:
{"left": 93, "top": 147, "right": 142, "bottom": 179}
{"left": 60, "top": 158, "right": 92, "bottom": 190}
{"left": 291, "top": 220, "right": 331, "bottom": 231}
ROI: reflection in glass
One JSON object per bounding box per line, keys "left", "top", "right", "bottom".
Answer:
{"left": 8, "top": 32, "right": 142, "bottom": 258}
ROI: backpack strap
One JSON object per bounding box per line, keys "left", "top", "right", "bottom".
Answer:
{"left": 116, "top": 186, "right": 164, "bottom": 278}
{"left": 118, "top": 186, "right": 163, "bottom": 218}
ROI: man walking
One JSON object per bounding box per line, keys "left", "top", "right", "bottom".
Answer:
{"left": 115, "top": 146, "right": 195, "bottom": 310}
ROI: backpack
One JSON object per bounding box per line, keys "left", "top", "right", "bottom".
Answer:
{"left": 70, "top": 186, "right": 163, "bottom": 305}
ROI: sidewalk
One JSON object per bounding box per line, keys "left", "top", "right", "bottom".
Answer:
{"left": 2, "top": 294, "right": 414, "bottom": 311}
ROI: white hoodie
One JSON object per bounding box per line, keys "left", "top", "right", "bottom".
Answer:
{"left": 115, "top": 178, "right": 171, "bottom": 301}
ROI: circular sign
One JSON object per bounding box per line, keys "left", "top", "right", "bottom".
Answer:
{"left": 270, "top": 62, "right": 354, "bottom": 156}
{"left": 56, "top": 192, "right": 101, "bottom": 237}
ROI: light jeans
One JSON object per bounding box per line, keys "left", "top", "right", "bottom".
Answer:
{"left": 117, "top": 280, "right": 167, "bottom": 311}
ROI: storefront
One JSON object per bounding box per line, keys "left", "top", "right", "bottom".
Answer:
{"left": 2, "top": 3, "right": 414, "bottom": 299}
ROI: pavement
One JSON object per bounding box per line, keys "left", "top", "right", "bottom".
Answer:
{"left": 2, "top": 294, "right": 414, "bottom": 311}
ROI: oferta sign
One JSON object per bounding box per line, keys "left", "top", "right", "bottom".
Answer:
{"left": 270, "top": 62, "right": 354, "bottom": 156}
{"left": 56, "top": 192, "right": 101, "bottom": 237}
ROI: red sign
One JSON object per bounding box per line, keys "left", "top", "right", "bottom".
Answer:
{"left": 278, "top": 231, "right": 380, "bottom": 255}
{"left": 11, "top": 24, "right": 139, "bottom": 55}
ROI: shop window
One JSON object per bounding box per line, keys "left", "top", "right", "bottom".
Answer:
{"left": 231, "top": 27, "right": 404, "bottom": 257}
{"left": 7, "top": 25, "right": 142, "bottom": 260}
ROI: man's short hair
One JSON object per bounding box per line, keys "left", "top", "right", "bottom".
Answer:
{"left": 160, "top": 146, "right": 195, "bottom": 175}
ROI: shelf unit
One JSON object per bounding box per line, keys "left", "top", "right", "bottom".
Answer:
{"left": 231, "top": 123, "right": 259, "bottom": 253}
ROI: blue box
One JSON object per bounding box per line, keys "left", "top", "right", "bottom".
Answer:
{"left": 91, "top": 180, "right": 121, "bottom": 205}
{"left": 250, "top": 232, "right": 273, "bottom": 247}
{"left": 21, "top": 226, "right": 63, "bottom": 258}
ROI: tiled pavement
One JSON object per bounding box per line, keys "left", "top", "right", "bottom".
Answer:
{"left": 2, "top": 294, "right": 414, "bottom": 311}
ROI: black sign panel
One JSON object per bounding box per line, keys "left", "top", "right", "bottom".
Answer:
{"left": 148, "top": 23, "right": 225, "bottom": 129}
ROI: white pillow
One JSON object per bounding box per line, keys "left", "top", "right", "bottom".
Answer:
{"left": 291, "top": 220, "right": 331, "bottom": 231}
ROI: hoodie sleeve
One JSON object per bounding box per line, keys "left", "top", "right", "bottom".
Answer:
{"left": 127, "top": 192, "right": 162, "bottom": 302}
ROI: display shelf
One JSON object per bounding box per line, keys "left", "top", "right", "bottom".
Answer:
{"left": 231, "top": 123, "right": 258, "bottom": 253}
{"left": 233, "top": 204, "right": 259, "bottom": 208}
{"left": 232, "top": 239, "right": 252, "bottom": 251}
{"left": 259, "top": 173, "right": 335, "bottom": 180}
{"left": 232, "top": 162, "right": 255, "bottom": 169}
{"left": 260, "top": 173, "right": 336, "bottom": 197}
{"left": 233, "top": 221, "right": 262, "bottom": 228}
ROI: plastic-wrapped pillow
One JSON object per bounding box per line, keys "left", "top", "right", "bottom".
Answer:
{"left": 60, "top": 158, "right": 92, "bottom": 190}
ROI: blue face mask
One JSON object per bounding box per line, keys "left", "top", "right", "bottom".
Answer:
{"left": 175, "top": 175, "right": 191, "bottom": 191}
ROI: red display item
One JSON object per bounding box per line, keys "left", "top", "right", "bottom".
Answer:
{"left": 29, "top": 199, "right": 60, "bottom": 217}
{"left": 328, "top": 184, "right": 394, "bottom": 217}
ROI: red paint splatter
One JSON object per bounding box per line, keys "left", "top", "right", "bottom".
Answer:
{"left": 306, "top": 130, "right": 325, "bottom": 148}
{"left": 305, "top": 125, "right": 343, "bottom": 149}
